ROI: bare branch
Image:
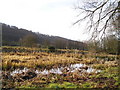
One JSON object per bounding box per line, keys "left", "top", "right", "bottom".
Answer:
{"left": 74, "top": 0, "right": 119, "bottom": 40}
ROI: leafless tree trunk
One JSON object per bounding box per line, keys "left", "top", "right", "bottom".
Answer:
{"left": 118, "top": 1, "right": 120, "bottom": 55}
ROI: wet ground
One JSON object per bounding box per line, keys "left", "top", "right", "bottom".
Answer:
{"left": 10, "top": 63, "right": 101, "bottom": 76}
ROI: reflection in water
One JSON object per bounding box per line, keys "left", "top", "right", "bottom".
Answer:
{"left": 71, "top": 63, "right": 85, "bottom": 68}
{"left": 10, "top": 63, "right": 101, "bottom": 76}
{"left": 11, "top": 68, "right": 29, "bottom": 76}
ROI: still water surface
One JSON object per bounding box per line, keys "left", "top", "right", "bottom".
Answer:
{"left": 10, "top": 63, "right": 101, "bottom": 76}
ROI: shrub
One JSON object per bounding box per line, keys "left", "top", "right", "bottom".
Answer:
{"left": 48, "top": 46, "right": 55, "bottom": 52}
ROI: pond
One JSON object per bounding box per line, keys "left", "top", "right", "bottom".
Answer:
{"left": 10, "top": 63, "right": 101, "bottom": 76}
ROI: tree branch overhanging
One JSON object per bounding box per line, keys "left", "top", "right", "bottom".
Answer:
{"left": 74, "top": 0, "right": 119, "bottom": 40}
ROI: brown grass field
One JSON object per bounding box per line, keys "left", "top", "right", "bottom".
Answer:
{"left": 1, "top": 46, "right": 120, "bottom": 88}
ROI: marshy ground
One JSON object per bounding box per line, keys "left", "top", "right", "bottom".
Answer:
{"left": 1, "top": 46, "right": 120, "bottom": 88}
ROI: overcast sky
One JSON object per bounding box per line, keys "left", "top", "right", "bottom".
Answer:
{"left": 0, "top": 0, "right": 90, "bottom": 41}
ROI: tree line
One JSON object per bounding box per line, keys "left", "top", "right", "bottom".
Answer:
{"left": 2, "top": 23, "right": 86, "bottom": 50}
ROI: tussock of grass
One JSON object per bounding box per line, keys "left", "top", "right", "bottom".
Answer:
{"left": 2, "top": 46, "right": 119, "bottom": 88}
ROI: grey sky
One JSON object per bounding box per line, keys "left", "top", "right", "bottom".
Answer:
{"left": 0, "top": 0, "right": 90, "bottom": 41}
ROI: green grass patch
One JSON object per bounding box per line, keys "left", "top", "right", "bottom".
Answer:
{"left": 47, "top": 82, "right": 78, "bottom": 88}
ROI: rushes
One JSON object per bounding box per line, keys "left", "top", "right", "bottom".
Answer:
{"left": 3, "top": 51, "right": 79, "bottom": 70}
{"left": 2, "top": 47, "right": 117, "bottom": 70}
{"left": 2, "top": 46, "right": 119, "bottom": 88}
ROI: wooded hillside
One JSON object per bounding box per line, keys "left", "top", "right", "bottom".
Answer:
{"left": 2, "top": 23, "right": 86, "bottom": 50}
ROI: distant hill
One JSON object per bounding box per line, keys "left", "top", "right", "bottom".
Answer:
{"left": 2, "top": 23, "right": 86, "bottom": 50}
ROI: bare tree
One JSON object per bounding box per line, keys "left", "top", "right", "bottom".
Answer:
{"left": 74, "top": 0, "right": 120, "bottom": 40}
{"left": 20, "top": 34, "right": 38, "bottom": 47}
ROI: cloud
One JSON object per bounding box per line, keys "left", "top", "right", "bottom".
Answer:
{"left": 0, "top": 0, "right": 88, "bottom": 41}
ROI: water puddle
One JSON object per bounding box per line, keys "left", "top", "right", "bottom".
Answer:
{"left": 10, "top": 63, "right": 101, "bottom": 76}
{"left": 10, "top": 67, "right": 29, "bottom": 76}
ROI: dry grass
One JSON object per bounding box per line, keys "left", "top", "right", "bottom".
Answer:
{"left": 2, "top": 46, "right": 119, "bottom": 88}
{"left": 2, "top": 51, "right": 83, "bottom": 70}
{"left": 2, "top": 47, "right": 117, "bottom": 71}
